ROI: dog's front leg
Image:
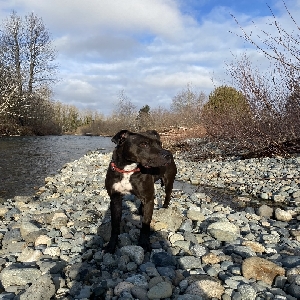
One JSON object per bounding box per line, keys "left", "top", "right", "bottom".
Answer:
{"left": 163, "top": 181, "right": 174, "bottom": 208}
{"left": 138, "top": 198, "right": 154, "bottom": 252}
{"left": 103, "top": 193, "right": 122, "bottom": 253}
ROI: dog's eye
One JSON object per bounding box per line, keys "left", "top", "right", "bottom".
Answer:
{"left": 140, "top": 142, "right": 149, "bottom": 148}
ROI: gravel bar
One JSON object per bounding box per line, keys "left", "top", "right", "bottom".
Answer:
{"left": 0, "top": 151, "right": 299, "bottom": 300}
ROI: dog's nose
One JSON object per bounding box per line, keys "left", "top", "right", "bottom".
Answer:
{"left": 161, "top": 150, "right": 172, "bottom": 161}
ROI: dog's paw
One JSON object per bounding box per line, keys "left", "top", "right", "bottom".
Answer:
{"left": 103, "top": 242, "right": 116, "bottom": 254}
{"left": 138, "top": 237, "right": 151, "bottom": 252}
{"left": 138, "top": 203, "right": 143, "bottom": 215}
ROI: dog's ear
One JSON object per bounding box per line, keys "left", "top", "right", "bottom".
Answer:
{"left": 146, "top": 130, "right": 161, "bottom": 141}
{"left": 111, "top": 130, "right": 130, "bottom": 145}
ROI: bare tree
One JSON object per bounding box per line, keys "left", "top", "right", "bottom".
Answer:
{"left": 0, "top": 12, "right": 23, "bottom": 94}
{"left": 227, "top": 0, "right": 300, "bottom": 150}
{"left": 23, "top": 13, "right": 57, "bottom": 93}
{"left": 231, "top": 1, "right": 300, "bottom": 72}
{"left": 0, "top": 11, "right": 58, "bottom": 133}
{"left": 112, "top": 90, "right": 137, "bottom": 131}
{"left": 0, "top": 11, "right": 57, "bottom": 93}
{"left": 171, "top": 83, "right": 206, "bottom": 127}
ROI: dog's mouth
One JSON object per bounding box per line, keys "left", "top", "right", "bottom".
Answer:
{"left": 138, "top": 150, "right": 172, "bottom": 168}
{"left": 143, "top": 158, "right": 171, "bottom": 168}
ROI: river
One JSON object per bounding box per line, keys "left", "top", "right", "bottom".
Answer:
{"left": 0, "top": 135, "right": 115, "bottom": 200}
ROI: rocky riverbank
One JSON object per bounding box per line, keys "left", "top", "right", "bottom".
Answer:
{"left": 0, "top": 151, "right": 300, "bottom": 299}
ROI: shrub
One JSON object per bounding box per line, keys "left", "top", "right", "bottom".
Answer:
{"left": 202, "top": 85, "right": 254, "bottom": 150}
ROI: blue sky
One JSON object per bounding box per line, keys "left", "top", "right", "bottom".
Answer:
{"left": 0, "top": 0, "right": 299, "bottom": 115}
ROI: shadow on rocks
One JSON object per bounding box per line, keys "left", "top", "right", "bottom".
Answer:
{"left": 1, "top": 175, "right": 299, "bottom": 299}
{"left": 44, "top": 185, "right": 226, "bottom": 300}
{"left": 83, "top": 185, "right": 227, "bottom": 300}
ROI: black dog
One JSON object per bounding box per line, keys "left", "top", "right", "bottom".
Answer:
{"left": 104, "top": 130, "right": 177, "bottom": 253}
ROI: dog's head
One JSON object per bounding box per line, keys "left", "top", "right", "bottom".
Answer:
{"left": 112, "top": 129, "right": 172, "bottom": 168}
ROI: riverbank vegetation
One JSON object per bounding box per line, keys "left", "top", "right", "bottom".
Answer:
{"left": 1, "top": 5, "right": 300, "bottom": 157}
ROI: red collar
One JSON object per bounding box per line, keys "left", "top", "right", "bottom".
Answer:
{"left": 110, "top": 162, "right": 140, "bottom": 173}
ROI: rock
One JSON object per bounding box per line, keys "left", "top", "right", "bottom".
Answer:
{"left": 148, "top": 276, "right": 164, "bottom": 289}
{"left": 17, "top": 247, "right": 42, "bottom": 262}
{"left": 224, "top": 245, "right": 256, "bottom": 259}
{"left": 257, "top": 205, "right": 273, "bottom": 218}
{"left": 179, "top": 219, "right": 193, "bottom": 232}
{"left": 173, "top": 240, "right": 191, "bottom": 253}
{"left": 191, "top": 244, "right": 207, "bottom": 257}
{"left": 151, "top": 206, "right": 183, "bottom": 231}
{"left": 19, "top": 222, "right": 40, "bottom": 238}
{"left": 34, "top": 234, "right": 52, "bottom": 247}
{"left": 1, "top": 149, "right": 300, "bottom": 299}
{"left": 176, "top": 295, "right": 204, "bottom": 300}
{"left": 147, "top": 281, "right": 173, "bottom": 299}
{"left": 19, "top": 274, "right": 55, "bottom": 300}
{"left": 44, "top": 246, "right": 61, "bottom": 257}
{"left": 274, "top": 208, "right": 293, "bottom": 222}
{"left": 120, "top": 246, "right": 144, "bottom": 265}
{"left": 0, "top": 205, "right": 8, "bottom": 217}
{"left": 151, "top": 251, "right": 176, "bottom": 267}
{"left": 185, "top": 278, "right": 224, "bottom": 299}
{"left": 201, "top": 253, "right": 221, "bottom": 265}
{"left": 114, "top": 282, "right": 134, "bottom": 296}
{"left": 145, "top": 266, "right": 159, "bottom": 277}
{"left": 178, "top": 256, "right": 202, "bottom": 269}
{"left": 237, "top": 284, "right": 256, "bottom": 300}
{"left": 157, "top": 266, "right": 176, "bottom": 279}
{"left": 51, "top": 212, "right": 69, "bottom": 229}
{"left": 186, "top": 210, "right": 205, "bottom": 222}
{"left": 74, "top": 285, "right": 92, "bottom": 299}
{"left": 280, "top": 256, "right": 300, "bottom": 268}
{"left": 0, "top": 265, "right": 41, "bottom": 289}
{"left": 242, "top": 257, "right": 285, "bottom": 285}
{"left": 23, "top": 229, "right": 48, "bottom": 243}
{"left": 131, "top": 286, "right": 148, "bottom": 300}
{"left": 260, "top": 192, "right": 269, "bottom": 200}
{"left": 287, "top": 266, "right": 300, "bottom": 283}
{"left": 242, "top": 241, "right": 266, "bottom": 253}
{"left": 285, "top": 282, "right": 300, "bottom": 298}
{"left": 125, "top": 274, "right": 148, "bottom": 289}
{"left": 169, "top": 233, "right": 184, "bottom": 244}
{"left": 207, "top": 221, "right": 239, "bottom": 242}
{"left": 273, "top": 194, "right": 286, "bottom": 202}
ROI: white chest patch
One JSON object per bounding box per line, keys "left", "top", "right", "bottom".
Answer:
{"left": 112, "top": 163, "right": 137, "bottom": 194}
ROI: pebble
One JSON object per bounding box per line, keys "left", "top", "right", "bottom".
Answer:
{"left": 207, "top": 221, "right": 240, "bottom": 242}
{"left": 275, "top": 207, "right": 293, "bottom": 221}
{"left": 242, "top": 257, "right": 285, "bottom": 285}
{"left": 147, "top": 281, "right": 173, "bottom": 299}
{"left": 0, "top": 151, "right": 299, "bottom": 299}
{"left": 185, "top": 278, "right": 225, "bottom": 299}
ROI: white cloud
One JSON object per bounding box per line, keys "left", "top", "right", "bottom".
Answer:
{"left": 1, "top": 0, "right": 300, "bottom": 114}
{"left": 14, "top": 0, "right": 185, "bottom": 39}
{"left": 144, "top": 70, "right": 215, "bottom": 89}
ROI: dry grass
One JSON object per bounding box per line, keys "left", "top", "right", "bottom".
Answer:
{"left": 160, "top": 125, "right": 206, "bottom": 148}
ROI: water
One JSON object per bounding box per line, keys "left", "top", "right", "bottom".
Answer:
{"left": 0, "top": 135, "right": 114, "bottom": 199}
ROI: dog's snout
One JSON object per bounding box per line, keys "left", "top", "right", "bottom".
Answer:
{"left": 162, "top": 150, "right": 172, "bottom": 161}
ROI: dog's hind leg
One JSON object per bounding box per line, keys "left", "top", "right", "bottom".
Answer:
{"left": 103, "top": 193, "right": 122, "bottom": 253}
